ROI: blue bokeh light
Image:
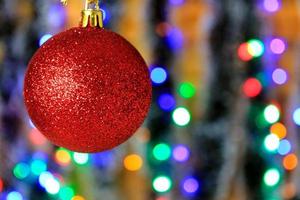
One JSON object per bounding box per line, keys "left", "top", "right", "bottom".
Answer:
{"left": 277, "top": 139, "right": 291, "bottom": 156}
{"left": 151, "top": 67, "right": 168, "bottom": 84}
{"left": 158, "top": 94, "right": 176, "bottom": 111}
{"left": 293, "top": 108, "right": 300, "bottom": 126}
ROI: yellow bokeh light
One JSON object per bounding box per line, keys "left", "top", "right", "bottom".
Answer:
{"left": 270, "top": 122, "right": 287, "bottom": 139}
{"left": 55, "top": 149, "right": 71, "bottom": 166}
{"left": 124, "top": 154, "right": 143, "bottom": 171}
{"left": 72, "top": 195, "right": 85, "bottom": 200}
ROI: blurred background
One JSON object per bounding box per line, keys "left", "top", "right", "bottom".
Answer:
{"left": 1, "top": 0, "right": 300, "bottom": 200}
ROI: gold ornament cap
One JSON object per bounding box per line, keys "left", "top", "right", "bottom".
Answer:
{"left": 61, "top": 0, "right": 104, "bottom": 28}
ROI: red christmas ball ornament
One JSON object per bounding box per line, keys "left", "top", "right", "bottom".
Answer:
{"left": 24, "top": 3, "right": 152, "bottom": 153}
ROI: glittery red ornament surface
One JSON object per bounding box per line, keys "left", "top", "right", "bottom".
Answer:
{"left": 24, "top": 27, "right": 152, "bottom": 153}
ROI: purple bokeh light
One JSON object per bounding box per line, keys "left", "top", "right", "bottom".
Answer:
{"left": 263, "top": 0, "right": 281, "bottom": 13}
{"left": 182, "top": 177, "right": 199, "bottom": 194}
{"left": 173, "top": 145, "right": 190, "bottom": 162}
{"left": 270, "top": 38, "right": 286, "bottom": 54}
{"left": 272, "top": 68, "right": 288, "bottom": 85}
{"left": 158, "top": 94, "right": 176, "bottom": 111}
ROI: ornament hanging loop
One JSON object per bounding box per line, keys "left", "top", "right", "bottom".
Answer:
{"left": 60, "top": 0, "right": 104, "bottom": 28}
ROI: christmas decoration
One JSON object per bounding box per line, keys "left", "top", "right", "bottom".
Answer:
{"left": 24, "top": 0, "right": 152, "bottom": 153}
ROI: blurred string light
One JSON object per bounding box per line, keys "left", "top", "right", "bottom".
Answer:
{"left": 263, "top": 168, "right": 280, "bottom": 186}
{"left": 277, "top": 139, "right": 292, "bottom": 156}
{"left": 39, "top": 34, "right": 53, "bottom": 46}
{"left": 166, "top": 27, "right": 184, "bottom": 51}
{"left": 13, "top": 163, "right": 30, "bottom": 180}
{"left": 72, "top": 195, "right": 85, "bottom": 200}
{"left": 151, "top": 67, "right": 168, "bottom": 84}
{"left": 39, "top": 171, "right": 60, "bottom": 195}
{"left": 178, "top": 82, "right": 196, "bottom": 99}
{"left": 172, "top": 145, "right": 190, "bottom": 162}
{"left": 172, "top": 107, "right": 191, "bottom": 126}
{"left": 47, "top": 3, "right": 66, "bottom": 28}
{"left": 238, "top": 43, "right": 253, "bottom": 61}
{"left": 283, "top": 154, "right": 298, "bottom": 171}
{"left": 242, "top": 78, "right": 262, "bottom": 98}
{"left": 73, "top": 153, "right": 89, "bottom": 165}
{"left": 247, "top": 39, "right": 265, "bottom": 58}
{"left": 272, "top": 68, "right": 288, "bottom": 85}
{"left": 270, "top": 122, "right": 286, "bottom": 139}
{"left": 158, "top": 94, "right": 176, "bottom": 111}
{"left": 264, "top": 134, "right": 280, "bottom": 152}
{"left": 30, "top": 159, "right": 47, "bottom": 176}
{"left": 55, "top": 148, "right": 71, "bottom": 166}
{"left": 153, "top": 143, "right": 171, "bottom": 161}
{"left": 0, "top": 178, "right": 3, "bottom": 192}
{"left": 264, "top": 104, "right": 280, "bottom": 124}
{"left": 59, "top": 186, "right": 75, "bottom": 200}
{"left": 292, "top": 108, "right": 300, "bottom": 126}
{"left": 270, "top": 38, "right": 286, "bottom": 54}
{"left": 123, "top": 154, "right": 143, "bottom": 171}
{"left": 152, "top": 176, "right": 172, "bottom": 193}
{"left": 169, "top": 0, "right": 185, "bottom": 6}
{"left": 263, "top": 0, "right": 281, "bottom": 13}
{"left": 6, "top": 191, "right": 23, "bottom": 200}
{"left": 182, "top": 177, "right": 199, "bottom": 194}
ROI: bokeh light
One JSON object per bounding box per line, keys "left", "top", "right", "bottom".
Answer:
{"left": 169, "top": 0, "right": 185, "bottom": 6}
{"left": 270, "top": 38, "right": 286, "bottom": 54}
{"left": 277, "top": 139, "right": 291, "bottom": 156}
{"left": 59, "top": 186, "right": 75, "bottom": 200}
{"left": 55, "top": 148, "right": 71, "bottom": 166}
{"left": 73, "top": 153, "right": 89, "bottom": 165}
{"left": 6, "top": 191, "right": 23, "bottom": 200}
{"left": 72, "top": 195, "right": 85, "bottom": 200}
{"left": 178, "top": 82, "right": 196, "bottom": 99}
{"left": 264, "top": 104, "right": 280, "bottom": 124}
{"left": 283, "top": 154, "right": 298, "bottom": 171}
{"left": 0, "top": 178, "right": 3, "bottom": 192}
{"left": 31, "top": 159, "right": 47, "bottom": 176}
{"left": 247, "top": 39, "right": 264, "bottom": 58}
{"left": 151, "top": 67, "right": 168, "bottom": 84}
{"left": 153, "top": 143, "right": 171, "bottom": 161}
{"left": 242, "top": 78, "right": 262, "bottom": 98}
{"left": 263, "top": 0, "right": 281, "bottom": 12}
{"left": 292, "top": 108, "right": 300, "bottom": 126}
{"left": 152, "top": 176, "right": 172, "bottom": 193}
{"left": 172, "top": 107, "right": 191, "bottom": 126}
{"left": 172, "top": 145, "right": 190, "bottom": 162}
{"left": 263, "top": 168, "right": 280, "bottom": 186}
{"left": 123, "top": 154, "right": 143, "bottom": 171}
{"left": 39, "top": 34, "right": 53, "bottom": 46}
{"left": 13, "top": 163, "right": 30, "bottom": 180}
{"left": 238, "top": 42, "right": 253, "bottom": 61}
{"left": 272, "top": 68, "right": 288, "bottom": 85}
{"left": 158, "top": 94, "right": 176, "bottom": 111}
{"left": 270, "top": 122, "right": 287, "bottom": 139}
{"left": 264, "top": 134, "right": 280, "bottom": 152}
{"left": 182, "top": 177, "right": 199, "bottom": 194}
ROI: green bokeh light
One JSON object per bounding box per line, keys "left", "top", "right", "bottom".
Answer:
{"left": 152, "top": 143, "right": 171, "bottom": 161}
{"left": 264, "top": 134, "right": 280, "bottom": 152}
{"left": 179, "top": 82, "right": 196, "bottom": 99}
{"left": 59, "top": 186, "right": 74, "bottom": 200}
{"left": 248, "top": 39, "right": 265, "bottom": 57}
{"left": 13, "top": 163, "right": 30, "bottom": 180}
{"left": 264, "top": 168, "right": 280, "bottom": 187}
{"left": 152, "top": 175, "right": 172, "bottom": 193}
{"left": 31, "top": 159, "right": 47, "bottom": 176}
